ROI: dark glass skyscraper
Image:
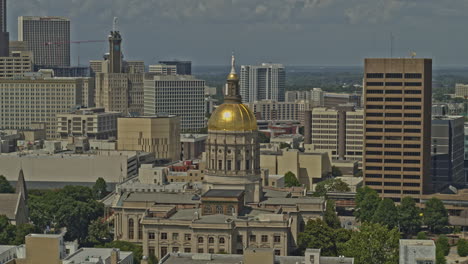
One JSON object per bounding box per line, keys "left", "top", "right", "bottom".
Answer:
{"left": 0, "top": 0, "right": 9, "bottom": 56}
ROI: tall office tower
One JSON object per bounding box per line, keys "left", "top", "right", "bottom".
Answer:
{"left": 363, "top": 58, "right": 432, "bottom": 201}
{"left": 108, "top": 31, "right": 122, "bottom": 73}
{"left": 18, "top": 16, "right": 70, "bottom": 68}
{"left": 158, "top": 60, "right": 191, "bottom": 75}
{"left": 246, "top": 100, "right": 310, "bottom": 124}
{"left": 308, "top": 105, "right": 364, "bottom": 166}
{"left": 0, "top": 50, "right": 33, "bottom": 79}
{"left": 240, "top": 63, "right": 286, "bottom": 103}
{"left": 311, "top": 88, "right": 325, "bottom": 107}
{"left": 0, "top": 0, "right": 9, "bottom": 56}
{"left": 0, "top": 71, "right": 84, "bottom": 138}
{"left": 149, "top": 64, "right": 177, "bottom": 75}
{"left": 431, "top": 116, "right": 464, "bottom": 190}
{"left": 144, "top": 75, "right": 205, "bottom": 131}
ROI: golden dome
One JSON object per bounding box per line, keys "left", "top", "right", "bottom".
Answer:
{"left": 227, "top": 73, "right": 238, "bottom": 80}
{"left": 208, "top": 103, "right": 257, "bottom": 131}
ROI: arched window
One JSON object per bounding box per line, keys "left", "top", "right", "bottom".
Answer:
{"left": 204, "top": 205, "right": 212, "bottom": 214}
{"left": 198, "top": 237, "right": 204, "bottom": 243}
{"left": 219, "top": 237, "right": 225, "bottom": 244}
{"left": 208, "top": 237, "right": 214, "bottom": 244}
{"left": 128, "top": 218, "right": 134, "bottom": 239}
{"left": 228, "top": 205, "right": 235, "bottom": 214}
{"left": 138, "top": 220, "right": 143, "bottom": 240}
{"left": 216, "top": 205, "right": 223, "bottom": 214}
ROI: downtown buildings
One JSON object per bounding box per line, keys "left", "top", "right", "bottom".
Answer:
{"left": 362, "top": 58, "right": 432, "bottom": 201}
{"left": 240, "top": 63, "right": 285, "bottom": 103}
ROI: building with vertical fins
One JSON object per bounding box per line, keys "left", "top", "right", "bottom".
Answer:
{"left": 204, "top": 55, "right": 262, "bottom": 203}
{"left": 240, "top": 63, "right": 285, "bottom": 103}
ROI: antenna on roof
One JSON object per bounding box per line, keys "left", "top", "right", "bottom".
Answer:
{"left": 113, "top": 17, "right": 118, "bottom": 32}
{"left": 410, "top": 51, "right": 417, "bottom": 58}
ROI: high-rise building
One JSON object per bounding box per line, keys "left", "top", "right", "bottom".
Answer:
{"left": 363, "top": 58, "right": 432, "bottom": 201}
{"left": 149, "top": 64, "right": 177, "bottom": 75}
{"left": 0, "top": 50, "right": 33, "bottom": 79}
{"left": 0, "top": 71, "right": 85, "bottom": 138}
{"left": 117, "top": 116, "right": 181, "bottom": 161}
{"left": 0, "top": 0, "right": 9, "bottom": 56}
{"left": 240, "top": 63, "right": 285, "bottom": 103}
{"left": 144, "top": 75, "right": 205, "bottom": 131}
{"left": 307, "top": 105, "right": 364, "bottom": 166}
{"left": 93, "top": 31, "right": 145, "bottom": 115}
{"left": 205, "top": 55, "right": 262, "bottom": 203}
{"left": 158, "top": 60, "right": 191, "bottom": 75}
{"left": 18, "top": 16, "right": 70, "bottom": 68}
{"left": 431, "top": 116, "right": 464, "bottom": 190}
{"left": 455, "top": 83, "right": 468, "bottom": 98}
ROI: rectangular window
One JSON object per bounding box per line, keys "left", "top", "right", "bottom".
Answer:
{"left": 161, "top": 247, "right": 168, "bottom": 257}
{"left": 184, "top": 248, "right": 191, "bottom": 253}
{"left": 366, "top": 113, "right": 383, "bottom": 117}
{"left": 365, "top": 166, "right": 382, "bottom": 170}
{"left": 386, "top": 105, "right": 402, "bottom": 109}
{"left": 385, "top": 159, "right": 401, "bottom": 163}
{"left": 366, "top": 82, "right": 384, "bottom": 86}
{"left": 386, "top": 113, "right": 402, "bottom": 117}
{"left": 404, "top": 105, "right": 421, "bottom": 110}
{"left": 367, "top": 90, "right": 384, "bottom": 94}
{"left": 405, "top": 98, "right": 422, "bottom": 102}
{"left": 386, "top": 73, "right": 403, "bottom": 78}
{"left": 366, "top": 181, "right": 382, "bottom": 186}
{"left": 366, "top": 174, "right": 382, "bottom": 178}
{"left": 366, "top": 143, "right": 382, "bottom": 148}
{"left": 149, "top": 246, "right": 155, "bottom": 257}
{"left": 367, "top": 73, "right": 384, "bottom": 78}
{"left": 367, "top": 105, "right": 384, "bottom": 109}
{"left": 366, "top": 159, "right": 382, "bottom": 163}
{"left": 405, "top": 73, "right": 422, "bottom": 78}
{"left": 384, "top": 167, "right": 401, "bottom": 171}
{"left": 250, "top": 235, "right": 256, "bottom": 242}
{"left": 385, "top": 82, "right": 403, "bottom": 86}
{"left": 366, "top": 128, "right": 383, "bottom": 133}
{"left": 185, "top": 234, "right": 191, "bottom": 241}
{"left": 405, "top": 82, "right": 422, "bottom": 86}
{"left": 404, "top": 113, "right": 421, "bottom": 117}
{"left": 404, "top": 90, "right": 422, "bottom": 94}
{"left": 274, "top": 236, "right": 281, "bottom": 243}
{"left": 403, "top": 167, "right": 420, "bottom": 172}
{"left": 237, "top": 235, "right": 243, "bottom": 243}
{"left": 385, "top": 90, "right": 402, "bottom": 94}
{"left": 172, "top": 233, "right": 179, "bottom": 240}
{"left": 172, "top": 247, "right": 179, "bottom": 253}
{"left": 261, "top": 235, "right": 268, "bottom": 242}
{"left": 149, "top": 232, "right": 155, "bottom": 240}
{"left": 198, "top": 249, "right": 204, "bottom": 253}
{"left": 384, "top": 174, "right": 401, "bottom": 179}
{"left": 218, "top": 160, "right": 222, "bottom": 170}
{"left": 246, "top": 160, "right": 250, "bottom": 170}
{"left": 161, "top": 233, "right": 167, "bottom": 240}
{"left": 274, "top": 250, "right": 281, "bottom": 256}
{"left": 227, "top": 160, "right": 232, "bottom": 170}
{"left": 367, "top": 97, "right": 384, "bottom": 102}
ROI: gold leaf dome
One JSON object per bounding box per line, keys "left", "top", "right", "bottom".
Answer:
{"left": 208, "top": 103, "right": 257, "bottom": 131}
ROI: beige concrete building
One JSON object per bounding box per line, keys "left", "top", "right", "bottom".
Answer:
{"left": 363, "top": 58, "right": 432, "bottom": 201}
{"left": 246, "top": 100, "right": 310, "bottom": 124}
{"left": 260, "top": 149, "right": 332, "bottom": 190}
{"left": 57, "top": 108, "right": 121, "bottom": 139}
{"left": 0, "top": 71, "right": 85, "bottom": 138}
{"left": 455, "top": 83, "right": 468, "bottom": 98}
{"left": 117, "top": 116, "right": 180, "bottom": 161}
{"left": 180, "top": 134, "right": 207, "bottom": 160}
{"left": 149, "top": 64, "right": 177, "bottom": 75}
{"left": 0, "top": 50, "right": 33, "bottom": 79}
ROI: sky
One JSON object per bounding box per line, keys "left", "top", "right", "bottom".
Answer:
{"left": 8, "top": 0, "right": 468, "bottom": 67}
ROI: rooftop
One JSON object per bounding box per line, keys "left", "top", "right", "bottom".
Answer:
{"left": 0, "top": 245, "right": 17, "bottom": 254}
{"left": 63, "top": 248, "right": 132, "bottom": 263}
{"left": 399, "top": 239, "right": 435, "bottom": 247}
{"left": 202, "top": 189, "right": 244, "bottom": 198}
{"left": 118, "top": 192, "right": 200, "bottom": 206}
{"left": 259, "top": 197, "right": 324, "bottom": 206}
{"left": 0, "top": 194, "right": 21, "bottom": 220}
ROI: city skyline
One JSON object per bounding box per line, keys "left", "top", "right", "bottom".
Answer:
{"left": 7, "top": 0, "right": 468, "bottom": 66}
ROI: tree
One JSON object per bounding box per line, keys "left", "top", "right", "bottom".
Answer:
{"left": 297, "top": 219, "right": 336, "bottom": 256}
{"left": 93, "top": 177, "right": 108, "bottom": 200}
{"left": 354, "top": 186, "right": 380, "bottom": 223}
{"left": 417, "top": 231, "right": 428, "bottom": 240}
{"left": 436, "top": 246, "right": 447, "bottom": 264}
{"left": 284, "top": 171, "right": 301, "bottom": 187}
{"left": 0, "top": 175, "right": 14, "bottom": 193}
{"left": 331, "top": 166, "right": 342, "bottom": 177}
{"left": 424, "top": 197, "right": 449, "bottom": 233}
{"left": 458, "top": 239, "right": 468, "bottom": 257}
{"left": 315, "top": 178, "right": 350, "bottom": 197}
{"left": 148, "top": 254, "right": 158, "bottom": 264}
{"left": 0, "top": 215, "right": 15, "bottom": 244}
{"left": 13, "top": 224, "right": 39, "bottom": 245}
{"left": 398, "top": 197, "right": 421, "bottom": 237}
{"left": 436, "top": 235, "right": 450, "bottom": 256}
{"left": 99, "top": 241, "right": 143, "bottom": 264}
{"left": 341, "top": 222, "right": 400, "bottom": 264}
{"left": 279, "top": 142, "right": 291, "bottom": 149}
{"left": 372, "top": 198, "right": 398, "bottom": 229}
{"left": 324, "top": 200, "right": 341, "bottom": 229}
{"left": 86, "top": 218, "right": 112, "bottom": 246}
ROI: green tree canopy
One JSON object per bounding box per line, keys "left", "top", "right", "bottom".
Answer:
{"left": 331, "top": 166, "right": 342, "bottom": 177}
{"left": 417, "top": 231, "right": 428, "bottom": 240}
{"left": 13, "top": 224, "right": 39, "bottom": 245}
{"left": 98, "top": 241, "right": 143, "bottom": 264}
{"left": 297, "top": 219, "right": 337, "bottom": 256}
{"left": 458, "top": 239, "right": 468, "bottom": 257}
{"left": 93, "top": 177, "right": 108, "bottom": 200}
{"left": 0, "top": 215, "right": 15, "bottom": 244}
{"left": 279, "top": 142, "right": 291, "bottom": 149}
{"left": 258, "top": 132, "right": 270, "bottom": 143}
{"left": 436, "top": 235, "right": 450, "bottom": 256}
{"left": 29, "top": 186, "right": 104, "bottom": 242}
{"left": 341, "top": 222, "right": 400, "bottom": 264}
{"left": 86, "top": 218, "right": 112, "bottom": 246}
{"left": 398, "top": 196, "right": 421, "bottom": 237}
{"left": 324, "top": 200, "right": 341, "bottom": 229}
{"left": 372, "top": 198, "right": 398, "bottom": 229}
{"left": 315, "top": 178, "right": 350, "bottom": 197}
{"left": 284, "top": 171, "right": 301, "bottom": 187}
{"left": 354, "top": 186, "right": 380, "bottom": 223}
{"left": 424, "top": 197, "right": 449, "bottom": 233}
{"left": 0, "top": 175, "right": 14, "bottom": 193}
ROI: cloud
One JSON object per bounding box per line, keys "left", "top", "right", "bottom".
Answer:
{"left": 344, "top": 0, "right": 408, "bottom": 24}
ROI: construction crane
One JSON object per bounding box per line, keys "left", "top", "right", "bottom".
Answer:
{"left": 44, "top": 40, "right": 106, "bottom": 66}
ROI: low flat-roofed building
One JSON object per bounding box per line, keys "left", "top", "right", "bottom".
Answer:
{"left": 399, "top": 239, "right": 435, "bottom": 264}
{"left": 157, "top": 247, "right": 354, "bottom": 264}
{"left": 270, "top": 134, "right": 303, "bottom": 149}
{"left": 62, "top": 248, "right": 133, "bottom": 264}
